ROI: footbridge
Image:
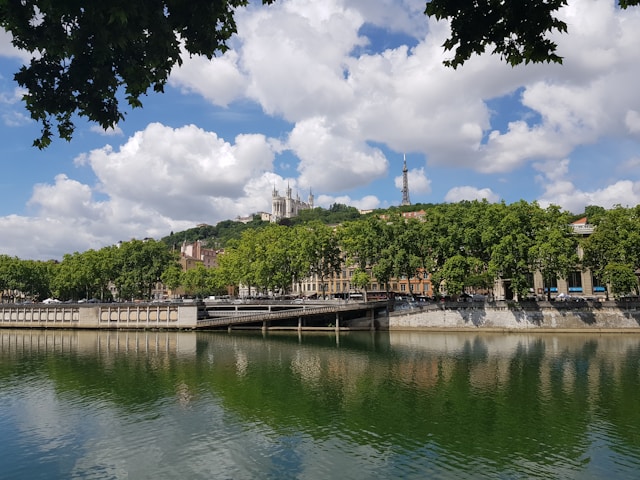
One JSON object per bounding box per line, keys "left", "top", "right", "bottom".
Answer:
{"left": 197, "top": 301, "right": 389, "bottom": 331}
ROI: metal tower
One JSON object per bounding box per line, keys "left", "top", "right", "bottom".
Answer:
{"left": 401, "top": 154, "right": 411, "bottom": 206}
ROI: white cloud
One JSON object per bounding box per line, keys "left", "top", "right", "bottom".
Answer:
{"left": 534, "top": 159, "right": 640, "bottom": 212}
{"left": 90, "top": 125, "right": 124, "bottom": 136}
{"left": 444, "top": 186, "right": 499, "bottom": 203}
{"left": 394, "top": 167, "right": 431, "bottom": 195}
{"left": 625, "top": 110, "right": 640, "bottom": 134}
{"left": 315, "top": 193, "right": 380, "bottom": 211}
{"left": 3, "top": 0, "right": 640, "bottom": 260}
{"left": 0, "top": 30, "right": 32, "bottom": 62}
{"left": 0, "top": 123, "right": 283, "bottom": 259}
{"left": 170, "top": 50, "right": 248, "bottom": 106}
{"left": 2, "top": 110, "right": 30, "bottom": 127}
{"left": 288, "top": 117, "right": 388, "bottom": 192}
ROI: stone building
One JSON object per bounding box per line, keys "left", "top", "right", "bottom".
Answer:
{"left": 270, "top": 184, "right": 313, "bottom": 222}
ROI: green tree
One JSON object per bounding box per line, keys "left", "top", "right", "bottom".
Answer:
{"left": 582, "top": 206, "right": 640, "bottom": 299}
{"left": 489, "top": 200, "right": 540, "bottom": 300}
{"left": 299, "top": 222, "right": 342, "bottom": 298}
{"left": 1, "top": 0, "right": 276, "bottom": 148}
{"left": 602, "top": 263, "right": 639, "bottom": 299}
{"left": 113, "top": 239, "right": 175, "bottom": 300}
{"left": 0, "top": 255, "right": 53, "bottom": 302}
{"left": 426, "top": 0, "right": 640, "bottom": 68}
{"left": 161, "top": 263, "right": 183, "bottom": 298}
{"left": 529, "top": 205, "right": 578, "bottom": 301}
{"left": 350, "top": 268, "right": 371, "bottom": 301}
{"left": 182, "top": 264, "right": 217, "bottom": 298}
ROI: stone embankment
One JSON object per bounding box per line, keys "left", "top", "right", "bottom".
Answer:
{"left": 389, "top": 300, "right": 640, "bottom": 332}
{"left": 0, "top": 303, "right": 197, "bottom": 329}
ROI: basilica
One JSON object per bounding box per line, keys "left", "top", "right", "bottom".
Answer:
{"left": 270, "top": 184, "right": 314, "bottom": 223}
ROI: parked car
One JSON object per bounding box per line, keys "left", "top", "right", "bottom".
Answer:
{"left": 42, "top": 298, "right": 61, "bottom": 304}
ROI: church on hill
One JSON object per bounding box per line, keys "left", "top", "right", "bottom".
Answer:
{"left": 270, "top": 184, "right": 314, "bottom": 223}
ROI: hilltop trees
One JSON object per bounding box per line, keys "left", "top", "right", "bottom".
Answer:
{"left": 2, "top": 201, "right": 640, "bottom": 303}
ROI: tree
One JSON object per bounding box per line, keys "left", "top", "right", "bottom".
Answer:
{"left": 528, "top": 205, "right": 578, "bottom": 301}
{"left": 426, "top": 0, "right": 640, "bottom": 68}
{"left": 300, "top": 222, "right": 342, "bottom": 299}
{"left": 350, "top": 268, "right": 371, "bottom": 301}
{"left": 161, "top": 263, "right": 183, "bottom": 298}
{"left": 489, "top": 200, "right": 540, "bottom": 300}
{"left": 182, "top": 264, "right": 217, "bottom": 298}
{"left": 112, "top": 239, "right": 175, "bottom": 300}
{"left": 582, "top": 206, "right": 640, "bottom": 299}
{"left": 602, "top": 263, "right": 639, "bottom": 299}
{"left": 7, "top": 1, "right": 639, "bottom": 149}
{"left": 1, "top": 0, "right": 275, "bottom": 148}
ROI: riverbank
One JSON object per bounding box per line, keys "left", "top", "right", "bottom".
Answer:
{"left": 388, "top": 300, "right": 640, "bottom": 332}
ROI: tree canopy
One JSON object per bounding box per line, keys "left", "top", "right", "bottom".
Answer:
{"left": 2, "top": 1, "right": 639, "bottom": 147}
{"left": 0, "top": 0, "right": 275, "bottom": 148}
{"left": 426, "top": 0, "right": 640, "bottom": 68}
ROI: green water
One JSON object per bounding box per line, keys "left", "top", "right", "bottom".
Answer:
{"left": 1, "top": 329, "right": 639, "bottom": 479}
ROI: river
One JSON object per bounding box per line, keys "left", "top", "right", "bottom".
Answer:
{"left": 1, "top": 329, "right": 639, "bottom": 479}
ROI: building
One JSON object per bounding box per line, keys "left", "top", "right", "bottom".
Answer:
{"left": 180, "top": 240, "right": 222, "bottom": 270}
{"left": 492, "top": 217, "right": 605, "bottom": 301}
{"left": 270, "top": 184, "right": 314, "bottom": 222}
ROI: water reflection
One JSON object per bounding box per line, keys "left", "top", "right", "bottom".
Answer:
{"left": 1, "top": 329, "right": 640, "bottom": 479}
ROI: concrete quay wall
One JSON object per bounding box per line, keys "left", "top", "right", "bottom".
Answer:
{"left": 389, "top": 301, "right": 640, "bottom": 331}
{"left": 0, "top": 304, "right": 198, "bottom": 329}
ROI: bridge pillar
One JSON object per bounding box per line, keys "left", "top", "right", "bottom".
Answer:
{"left": 262, "top": 320, "right": 268, "bottom": 333}
{"left": 298, "top": 316, "right": 302, "bottom": 331}
{"left": 335, "top": 312, "right": 340, "bottom": 332}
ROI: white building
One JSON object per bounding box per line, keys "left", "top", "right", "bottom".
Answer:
{"left": 270, "top": 184, "right": 313, "bottom": 222}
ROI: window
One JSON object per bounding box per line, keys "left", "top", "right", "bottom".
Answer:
{"left": 525, "top": 273, "right": 534, "bottom": 293}
{"left": 592, "top": 275, "right": 606, "bottom": 293}
{"left": 400, "top": 284, "right": 406, "bottom": 292}
{"left": 568, "top": 271, "right": 583, "bottom": 292}
{"left": 544, "top": 277, "right": 558, "bottom": 293}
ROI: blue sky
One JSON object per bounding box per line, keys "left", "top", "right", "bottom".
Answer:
{"left": 1, "top": 0, "right": 640, "bottom": 260}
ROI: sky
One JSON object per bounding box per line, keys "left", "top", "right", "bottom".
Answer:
{"left": 1, "top": 0, "right": 640, "bottom": 261}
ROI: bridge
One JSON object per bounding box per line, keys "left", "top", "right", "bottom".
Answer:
{"left": 197, "top": 301, "right": 389, "bottom": 331}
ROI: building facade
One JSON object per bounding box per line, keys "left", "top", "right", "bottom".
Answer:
{"left": 270, "top": 184, "right": 314, "bottom": 222}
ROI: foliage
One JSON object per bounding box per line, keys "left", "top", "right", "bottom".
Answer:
{"left": 290, "top": 204, "right": 361, "bottom": 226}
{"left": 425, "top": 0, "right": 640, "bottom": 68}
{"left": 0, "top": 255, "right": 54, "bottom": 301}
{"left": 4, "top": 1, "right": 640, "bottom": 148}
{"left": 350, "top": 269, "right": 371, "bottom": 298}
{"left": 4, "top": 202, "right": 640, "bottom": 303}
{"left": 182, "top": 263, "right": 225, "bottom": 298}
{"left": 582, "top": 206, "right": 640, "bottom": 299}
{"left": 112, "top": 239, "right": 177, "bottom": 300}
{"left": 602, "top": 263, "right": 639, "bottom": 299}
{"left": 529, "top": 205, "right": 579, "bottom": 300}
{"left": 299, "top": 222, "right": 342, "bottom": 297}
{"left": 1, "top": 0, "right": 275, "bottom": 148}
{"left": 161, "top": 219, "right": 267, "bottom": 251}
